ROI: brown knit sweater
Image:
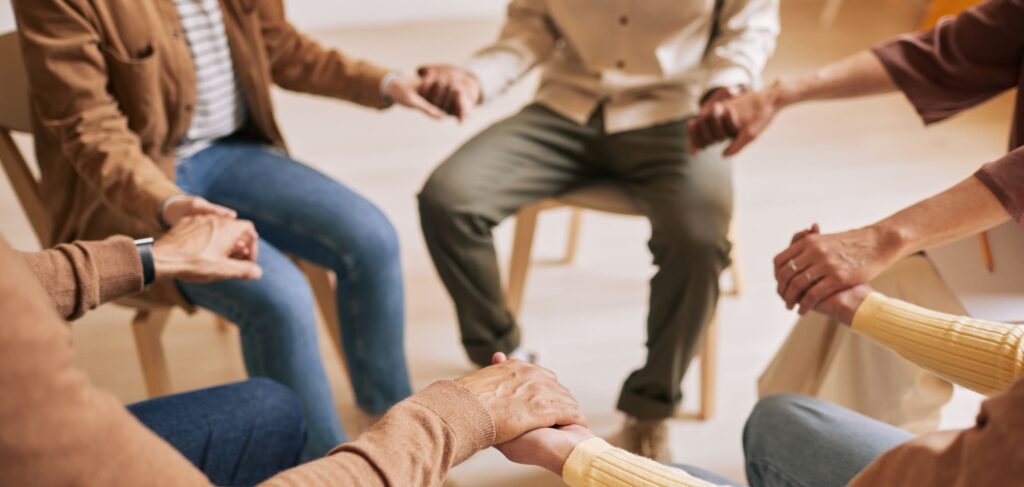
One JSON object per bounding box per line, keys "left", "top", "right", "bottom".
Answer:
{"left": 0, "top": 236, "right": 495, "bottom": 486}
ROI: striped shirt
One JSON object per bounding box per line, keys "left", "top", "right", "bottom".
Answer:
{"left": 175, "top": 0, "right": 248, "bottom": 159}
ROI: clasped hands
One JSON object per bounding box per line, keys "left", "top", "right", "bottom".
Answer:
{"left": 381, "top": 65, "right": 482, "bottom": 121}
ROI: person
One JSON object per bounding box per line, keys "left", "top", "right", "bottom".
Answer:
{"left": 489, "top": 116, "right": 1024, "bottom": 487}
{"left": 687, "top": 0, "right": 1024, "bottom": 431}
{"left": 12, "top": 0, "right": 445, "bottom": 458}
{"left": 415, "top": 0, "right": 779, "bottom": 458}
{"left": 0, "top": 222, "right": 587, "bottom": 486}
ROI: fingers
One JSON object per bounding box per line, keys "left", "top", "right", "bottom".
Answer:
{"left": 216, "top": 259, "right": 264, "bottom": 282}
{"left": 492, "top": 352, "right": 508, "bottom": 365}
{"left": 454, "top": 91, "right": 474, "bottom": 123}
{"left": 193, "top": 198, "right": 237, "bottom": 219}
{"left": 781, "top": 264, "right": 825, "bottom": 309}
{"left": 686, "top": 120, "right": 700, "bottom": 154}
{"left": 408, "top": 92, "right": 445, "bottom": 119}
{"left": 797, "top": 277, "right": 846, "bottom": 315}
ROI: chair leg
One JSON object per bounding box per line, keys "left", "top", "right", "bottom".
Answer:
{"left": 297, "top": 260, "right": 347, "bottom": 369}
{"left": 698, "top": 315, "right": 718, "bottom": 421}
{"left": 506, "top": 204, "right": 543, "bottom": 320}
{"left": 131, "top": 308, "right": 173, "bottom": 398}
{"left": 820, "top": 0, "right": 844, "bottom": 26}
{"left": 561, "top": 208, "right": 584, "bottom": 265}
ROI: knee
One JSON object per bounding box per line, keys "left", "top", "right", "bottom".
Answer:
{"left": 743, "top": 394, "right": 806, "bottom": 457}
{"left": 418, "top": 166, "right": 473, "bottom": 220}
{"left": 240, "top": 379, "right": 307, "bottom": 463}
{"left": 347, "top": 206, "right": 401, "bottom": 265}
{"left": 653, "top": 219, "right": 731, "bottom": 267}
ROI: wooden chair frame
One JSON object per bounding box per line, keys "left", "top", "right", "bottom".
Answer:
{"left": 505, "top": 183, "right": 743, "bottom": 421}
{"left": 0, "top": 32, "right": 348, "bottom": 398}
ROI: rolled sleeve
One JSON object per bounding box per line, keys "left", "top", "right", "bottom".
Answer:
{"left": 975, "top": 147, "right": 1024, "bottom": 225}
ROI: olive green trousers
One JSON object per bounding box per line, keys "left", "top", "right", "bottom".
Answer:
{"left": 419, "top": 104, "right": 732, "bottom": 419}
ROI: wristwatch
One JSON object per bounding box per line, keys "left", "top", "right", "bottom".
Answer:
{"left": 134, "top": 237, "right": 156, "bottom": 288}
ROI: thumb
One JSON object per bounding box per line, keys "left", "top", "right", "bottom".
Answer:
{"left": 194, "top": 198, "right": 237, "bottom": 219}
{"left": 492, "top": 352, "right": 508, "bottom": 365}
{"left": 408, "top": 92, "right": 445, "bottom": 119}
{"left": 218, "top": 259, "right": 263, "bottom": 281}
{"left": 723, "top": 131, "right": 752, "bottom": 157}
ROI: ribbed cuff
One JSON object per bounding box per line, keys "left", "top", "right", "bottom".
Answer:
{"left": 83, "top": 236, "right": 146, "bottom": 302}
{"left": 409, "top": 380, "right": 496, "bottom": 463}
{"left": 563, "top": 438, "right": 613, "bottom": 486}
{"left": 850, "top": 291, "right": 886, "bottom": 335}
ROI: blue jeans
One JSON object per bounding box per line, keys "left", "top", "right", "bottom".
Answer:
{"left": 742, "top": 394, "right": 914, "bottom": 487}
{"left": 130, "top": 379, "right": 305, "bottom": 486}
{"left": 175, "top": 140, "right": 412, "bottom": 459}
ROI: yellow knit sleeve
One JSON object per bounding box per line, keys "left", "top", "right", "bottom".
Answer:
{"left": 852, "top": 292, "right": 1024, "bottom": 396}
{"left": 562, "top": 438, "right": 731, "bottom": 487}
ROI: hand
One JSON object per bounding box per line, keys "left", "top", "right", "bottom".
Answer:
{"left": 161, "top": 195, "right": 237, "bottom": 227}
{"left": 384, "top": 73, "right": 446, "bottom": 119}
{"left": 773, "top": 224, "right": 901, "bottom": 314}
{"left": 417, "top": 65, "right": 482, "bottom": 122}
{"left": 687, "top": 81, "right": 784, "bottom": 156}
{"left": 153, "top": 215, "right": 262, "bottom": 283}
{"left": 815, "top": 284, "right": 873, "bottom": 326}
{"left": 456, "top": 352, "right": 586, "bottom": 444}
{"left": 496, "top": 424, "right": 595, "bottom": 475}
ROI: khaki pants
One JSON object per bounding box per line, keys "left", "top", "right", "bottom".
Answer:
{"left": 759, "top": 255, "right": 959, "bottom": 434}
{"left": 418, "top": 104, "right": 733, "bottom": 420}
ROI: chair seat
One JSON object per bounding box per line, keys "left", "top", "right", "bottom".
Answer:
{"left": 555, "top": 181, "right": 644, "bottom": 216}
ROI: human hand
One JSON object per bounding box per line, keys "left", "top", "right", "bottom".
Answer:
{"left": 153, "top": 215, "right": 262, "bottom": 283}
{"left": 815, "top": 284, "right": 873, "bottom": 326}
{"left": 161, "top": 195, "right": 237, "bottom": 227}
{"left": 687, "top": 81, "right": 784, "bottom": 156}
{"left": 496, "top": 424, "right": 596, "bottom": 475}
{"left": 773, "top": 224, "right": 901, "bottom": 314}
{"left": 456, "top": 352, "right": 586, "bottom": 444}
{"left": 417, "top": 65, "right": 482, "bottom": 122}
{"left": 384, "top": 73, "right": 446, "bottom": 119}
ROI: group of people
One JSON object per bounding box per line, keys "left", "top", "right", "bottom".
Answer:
{"left": 1, "top": 0, "right": 1022, "bottom": 485}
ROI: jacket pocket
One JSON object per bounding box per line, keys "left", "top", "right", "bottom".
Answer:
{"left": 102, "top": 45, "right": 165, "bottom": 143}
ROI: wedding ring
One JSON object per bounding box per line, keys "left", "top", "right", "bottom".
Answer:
{"left": 787, "top": 259, "right": 798, "bottom": 273}
{"left": 804, "top": 271, "right": 814, "bottom": 284}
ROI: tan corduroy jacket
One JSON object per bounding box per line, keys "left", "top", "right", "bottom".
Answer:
{"left": 12, "top": 0, "right": 393, "bottom": 307}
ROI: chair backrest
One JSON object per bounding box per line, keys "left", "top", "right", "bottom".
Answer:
{"left": 0, "top": 31, "right": 51, "bottom": 245}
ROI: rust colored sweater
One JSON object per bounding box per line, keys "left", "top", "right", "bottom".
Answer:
{"left": 0, "top": 236, "right": 495, "bottom": 486}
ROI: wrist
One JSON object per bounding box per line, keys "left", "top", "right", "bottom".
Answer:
{"left": 768, "top": 77, "right": 800, "bottom": 111}
{"left": 870, "top": 219, "right": 912, "bottom": 263}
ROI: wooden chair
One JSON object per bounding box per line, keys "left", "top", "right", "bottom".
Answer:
{"left": 0, "top": 32, "right": 348, "bottom": 398}
{"left": 506, "top": 182, "right": 743, "bottom": 420}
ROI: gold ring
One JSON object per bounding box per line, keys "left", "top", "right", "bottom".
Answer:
{"left": 804, "top": 271, "right": 814, "bottom": 284}
{"left": 788, "top": 259, "right": 798, "bottom": 273}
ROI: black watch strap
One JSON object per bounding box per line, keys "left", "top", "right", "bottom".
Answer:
{"left": 134, "top": 238, "right": 156, "bottom": 288}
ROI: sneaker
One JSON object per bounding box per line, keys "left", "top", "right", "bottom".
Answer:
{"left": 610, "top": 416, "right": 673, "bottom": 462}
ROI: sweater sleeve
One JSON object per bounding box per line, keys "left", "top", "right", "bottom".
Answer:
{"left": 852, "top": 292, "right": 1024, "bottom": 396}
{"left": 563, "top": 438, "right": 731, "bottom": 487}
{"left": 974, "top": 147, "right": 1024, "bottom": 225}
{"left": 870, "top": 0, "right": 1024, "bottom": 126}
{"left": 261, "top": 380, "right": 495, "bottom": 487}
{"left": 19, "top": 236, "right": 144, "bottom": 321}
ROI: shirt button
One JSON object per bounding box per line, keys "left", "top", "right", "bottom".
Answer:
{"left": 619, "top": 15, "right": 629, "bottom": 25}
{"left": 616, "top": 60, "right": 626, "bottom": 69}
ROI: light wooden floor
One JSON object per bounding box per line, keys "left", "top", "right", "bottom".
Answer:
{"left": 0, "top": 0, "right": 1011, "bottom": 485}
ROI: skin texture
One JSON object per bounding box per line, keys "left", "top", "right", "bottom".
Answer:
{"left": 455, "top": 353, "right": 587, "bottom": 444}
{"left": 416, "top": 66, "right": 483, "bottom": 122}
{"left": 776, "top": 176, "right": 1009, "bottom": 315}
{"left": 489, "top": 353, "right": 597, "bottom": 475}
{"left": 153, "top": 215, "right": 263, "bottom": 283}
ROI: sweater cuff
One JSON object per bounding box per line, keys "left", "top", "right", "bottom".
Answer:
{"left": 82, "top": 236, "right": 146, "bottom": 303}
{"left": 851, "top": 291, "right": 886, "bottom": 335}
{"left": 563, "top": 437, "right": 613, "bottom": 486}
{"left": 409, "top": 380, "right": 495, "bottom": 463}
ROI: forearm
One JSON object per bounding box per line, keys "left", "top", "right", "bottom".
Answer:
{"left": 464, "top": 0, "right": 555, "bottom": 101}
{"left": 870, "top": 175, "right": 1010, "bottom": 262}
{"left": 262, "top": 381, "right": 494, "bottom": 487}
{"left": 852, "top": 292, "right": 1024, "bottom": 396}
{"left": 770, "top": 50, "right": 897, "bottom": 110}
{"left": 19, "top": 237, "right": 143, "bottom": 320}
{"left": 563, "top": 439, "right": 728, "bottom": 487}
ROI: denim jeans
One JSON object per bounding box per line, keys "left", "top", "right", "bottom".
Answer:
{"left": 742, "top": 394, "right": 914, "bottom": 487}
{"left": 174, "top": 140, "right": 412, "bottom": 459}
{"left": 130, "top": 379, "right": 306, "bottom": 486}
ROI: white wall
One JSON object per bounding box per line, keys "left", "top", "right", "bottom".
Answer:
{"left": 0, "top": 1, "right": 505, "bottom": 33}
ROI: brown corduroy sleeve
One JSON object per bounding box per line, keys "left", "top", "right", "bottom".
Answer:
{"left": 262, "top": 380, "right": 496, "bottom": 487}
{"left": 975, "top": 147, "right": 1024, "bottom": 226}
{"left": 870, "top": 0, "right": 1024, "bottom": 126}
{"left": 256, "top": 0, "right": 392, "bottom": 109}
{"left": 19, "top": 236, "right": 144, "bottom": 321}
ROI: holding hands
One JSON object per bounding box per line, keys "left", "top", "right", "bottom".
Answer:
{"left": 687, "top": 82, "right": 786, "bottom": 156}
{"left": 417, "top": 65, "right": 482, "bottom": 122}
